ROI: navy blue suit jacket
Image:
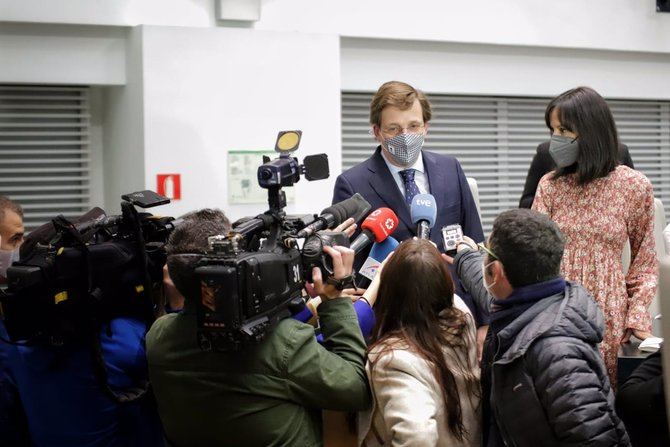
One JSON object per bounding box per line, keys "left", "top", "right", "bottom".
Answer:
{"left": 332, "top": 147, "right": 486, "bottom": 324}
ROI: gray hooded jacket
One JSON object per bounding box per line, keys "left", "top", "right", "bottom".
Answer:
{"left": 455, "top": 249, "right": 630, "bottom": 446}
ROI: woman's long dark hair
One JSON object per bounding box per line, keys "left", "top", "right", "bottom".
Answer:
{"left": 369, "top": 239, "right": 479, "bottom": 441}
{"left": 545, "top": 86, "right": 619, "bottom": 185}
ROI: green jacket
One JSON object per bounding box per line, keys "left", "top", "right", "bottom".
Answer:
{"left": 146, "top": 298, "right": 370, "bottom": 447}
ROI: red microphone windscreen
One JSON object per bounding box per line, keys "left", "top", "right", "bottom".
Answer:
{"left": 361, "top": 208, "right": 399, "bottom": 242}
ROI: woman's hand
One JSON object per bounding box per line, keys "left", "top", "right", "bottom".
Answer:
{"left": 620, "top": 328, "right": 653, "bottom": 344}
{"left": 361, "top": 251, "right": 394, "bottom": 307}
{"left": 343, "top": 287, "right": 366, "bottom": 302}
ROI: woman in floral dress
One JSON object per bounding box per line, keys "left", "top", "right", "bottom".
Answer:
{"left": 532, "top": 86, "right": 658, "bottom": 387}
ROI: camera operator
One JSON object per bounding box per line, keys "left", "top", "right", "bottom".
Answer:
{"left": 0, "top": 210, "right": 165, "bottom": 446}
{"left": 146, "top": 209, "right": 370, "bottom": 447}
{"left": 0, "top": 195, "right": 28, "bottom": 445}
{"left": 0, "top": 196, "right": 24, "bottom": 284}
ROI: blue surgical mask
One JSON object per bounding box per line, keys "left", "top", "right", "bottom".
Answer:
{"left": 0, "top": 248, "right": 19, "bottom": 278}
{"left": 548, "top": 135, "right": 579, "bottom": 168}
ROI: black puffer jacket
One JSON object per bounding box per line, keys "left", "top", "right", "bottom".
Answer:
{"left": 455, "top": 250, "right": 631, "bottom": 446}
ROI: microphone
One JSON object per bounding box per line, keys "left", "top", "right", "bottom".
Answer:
{"left": 296, "top": 193, "right": 371, "bottom": 239}
{"left": 349, "top": 208, "right": 399, "bottom": 254}
{"left": 410, "top": 193, "right": 437, "bottom": 240}
{"left": 356, "top": 236, "right": 399, "bottom": 289}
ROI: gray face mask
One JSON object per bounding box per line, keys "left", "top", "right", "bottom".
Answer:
{"left": 383, "top": 132, "right": 424, "bottom": 166}
{"left": 548, "top": 135, "right": 579, "bottom": 168}
{"left": 0, "top": 248, "right": 19, "bottom": 278}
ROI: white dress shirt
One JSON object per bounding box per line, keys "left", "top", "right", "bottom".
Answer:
{"left": 380, "top": 150, "right": 430, "bottom": 198}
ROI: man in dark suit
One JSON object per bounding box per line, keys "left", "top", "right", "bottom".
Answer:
{"left": 332, "top": 81, "right": 485, "bottom": 326}
{"left": 519, "top": 142, "right": 634, "bottom": 208}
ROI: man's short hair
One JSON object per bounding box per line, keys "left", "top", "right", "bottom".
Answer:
{"left": 369, "top": 81, "right": 432, "bottom": 127}
{"left": 0, "top": 196, "right": 23, "bottom": 222}
{"left": 488, "top": 209, "right": 565, "bottom": 288}
{"left": 166, "top": 209, "right": 231, "bottom": 302}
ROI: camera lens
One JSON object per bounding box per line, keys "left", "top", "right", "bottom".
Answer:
{"left": 260, "top": 168, "right": 273, "bottom": 180}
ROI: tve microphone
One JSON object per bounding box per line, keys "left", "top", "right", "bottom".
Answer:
{"left": 357, "top": 236, "right": 399, "bottom": 288}
{"left": 349, "top": 208, "right": 399, "bottom": 254}
{"left": 410, "top": 193, "right": 437, "bottom": 240}
{"left": 296, "top": 193, "right": 371, "bottom": 239}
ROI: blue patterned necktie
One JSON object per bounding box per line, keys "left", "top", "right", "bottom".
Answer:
{"left": 399, "top": 169, "right": 420, "bottom": 206}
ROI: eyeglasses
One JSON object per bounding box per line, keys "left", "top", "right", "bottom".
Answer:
{"left": 477, "top": 242, "right": 498, "bottom": 261}
{"left": 381, "top": 123, "right": 425, "bottom": 137}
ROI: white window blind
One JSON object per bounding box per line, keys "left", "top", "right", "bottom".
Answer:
{"left": 342, "top": 92, "right": 670, "bottom": 235}
{"left": 0, "top": 85, "right": 92, "bottom": 230}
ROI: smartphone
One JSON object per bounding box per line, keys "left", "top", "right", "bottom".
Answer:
{"left": 442, "top": 224, "right": 464, "bottom": 256}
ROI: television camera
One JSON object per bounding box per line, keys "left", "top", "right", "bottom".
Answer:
{"left": 193, "top": 130, "right": 370, "bottom": 352}
{"left": 0, "top": 190, "right": 175, "bottom": 345}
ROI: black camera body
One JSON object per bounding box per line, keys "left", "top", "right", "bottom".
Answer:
{"left": 0, "top": 191, "right": 175, "bottom": 345}
{"left": 193, "top": 228, "right": 350, "bottom": 352}
{"left": 195, "top": 238, "right": 305, "bottom": 352}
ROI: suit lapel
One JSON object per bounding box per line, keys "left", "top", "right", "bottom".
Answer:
{"left": 367, "top": 147, "right": 414, "bottom": 232}
{"left": 423, "top": 151, "right": 449, "bottom": 231}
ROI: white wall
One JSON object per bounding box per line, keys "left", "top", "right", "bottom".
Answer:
{"left": 0, "top": 23, "right": 126, "bottom": 85}
{"left": 140, "top": 26, "right": 341, "bottom": 220}
{"left": 258, "top": 0, "right": 670, "bottom": 54}
{"left": 102, "top": 28, "right": 146, "bottom": 214}
{"left": 2, "top": 0, "right": 670, "bottom": 54}
{"left": 341, "top": 37, "right": 670, "bottom": 100}
{"left": 0, "top": 21, "right": 342, "bottom": 220}
{"left": 0, "top": 0, "right": 215, "bottom": 27}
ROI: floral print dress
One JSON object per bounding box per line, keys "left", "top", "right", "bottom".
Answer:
{"left": 533, "top": 165, "right": 658, "bottom": 387}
